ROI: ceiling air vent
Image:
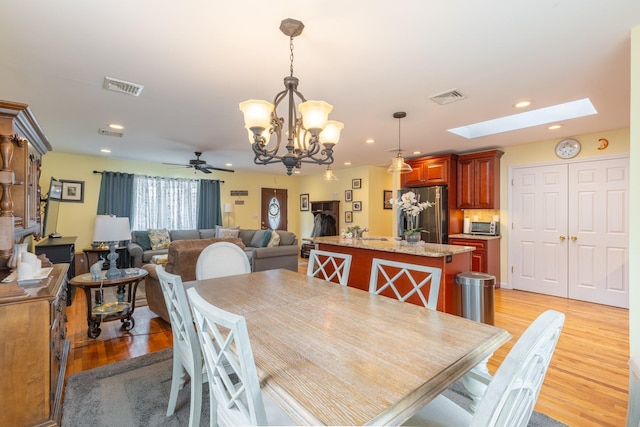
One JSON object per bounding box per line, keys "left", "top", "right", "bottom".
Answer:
{"left": 102, "top": 76, "right": 144, "bottom": 96}
{"left": 97, "top": 128, "right": 124, "bottom": 138}
{"left": 429, "top": 89, "right": 466, "bottom": 105}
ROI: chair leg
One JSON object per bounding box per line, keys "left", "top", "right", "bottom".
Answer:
{"left": 188, "top": 372, "right": 203, "bottom": 427}
{"left": 167, "top": 357, "right": 186, "bottom": 416}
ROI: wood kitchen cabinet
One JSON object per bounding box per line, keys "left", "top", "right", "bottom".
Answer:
{"left": 401, "top": 153, "right": 457, "bottom": 188}
{"left": 449, "top": 236, "right": 501, "bottom": 285}
{"left": 457, "top": 150, "right": 503, "bottom": 209}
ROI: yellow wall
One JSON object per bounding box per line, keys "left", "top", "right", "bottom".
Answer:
{"left": 630, "top": 25, "right": 639, "bottom": 356}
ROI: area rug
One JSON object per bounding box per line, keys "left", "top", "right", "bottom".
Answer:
{"left": 62, "top": 349, "right": 567, "bottom": 426}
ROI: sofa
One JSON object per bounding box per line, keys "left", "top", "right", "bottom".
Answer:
{"left": 135, "top": 228, "right": 299, "bottom": 323}
{"left": 127, "top": 227, "right": 299, "bottom": 271}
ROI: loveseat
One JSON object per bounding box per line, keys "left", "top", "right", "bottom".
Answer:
{"left": 127, "top": 227, "right": 299, "bottom": 271}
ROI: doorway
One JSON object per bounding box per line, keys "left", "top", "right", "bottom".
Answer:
{"left": 509, "top": 156, "right": 629, "bottom": 308}
{"left": 261, "top": 188, "right": 288, "bottom": 230}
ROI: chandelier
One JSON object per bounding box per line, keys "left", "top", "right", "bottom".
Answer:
{"left": 387, "top": 111, "right": 413, "bottom": 173}
{"left": 240, "top": 18, "right": 344, "bottom": 176}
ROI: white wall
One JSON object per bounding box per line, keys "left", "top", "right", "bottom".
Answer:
{"left": 630, "top": 25, "right": 639, "bottom": 356}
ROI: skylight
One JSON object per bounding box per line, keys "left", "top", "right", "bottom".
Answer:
{"left": 447, "top": 98, "right": 597, "bottom": 139}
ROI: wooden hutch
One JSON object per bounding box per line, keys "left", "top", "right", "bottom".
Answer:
{"left": 0, "top": 101, "right": 70, "bottom": 427}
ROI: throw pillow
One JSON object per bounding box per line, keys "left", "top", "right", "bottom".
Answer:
{"left": 218, "top": 228, "right": 240, "bottom": 238}
{"left": 267, "top": 232, "right": 280, "bottom": 247}
{"left": 148, "top": 229, "right": 171, "bottom": 250}
{"left": 260, "top": 230, "right": 273, "bottom": 247}
{"left": 215, "top": 225, "right": 240, "bottom": 237}
{"left": 134, "top": 231, "right": 152, "bottom": 251}
{"left": 249, "top": 230, "right": 268, "bottom": 248}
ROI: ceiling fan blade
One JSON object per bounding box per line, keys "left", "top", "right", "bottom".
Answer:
{"left": 162, "top": 162, "right": 191, "bottom": 167}
{"left": 202, "top": 164, "right": 235, "bottom": 173}
{"left": 196, "top": 166, "right": 212, "bottom": 174}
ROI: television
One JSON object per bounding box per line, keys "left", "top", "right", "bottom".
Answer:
{"left": 43, "top": 178, "right": 62, "bottom": 238}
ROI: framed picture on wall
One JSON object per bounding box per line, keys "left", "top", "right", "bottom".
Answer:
{"left": 300, "top": 193, "right": 309, "bottom": 211}
{"left": 352, "top": 178, "right": 362, "bottom": 189}
{"left": 345, "top": 189, "right": 352, "bottom": 202}
{"left": 345, "top": 211, "right": 353, "bottom": 223}
{"left": 61, "top": 180, "right": 84, "bottom": 203}
{"left": 353, "top": 201, "right": 362, "bottom": 211}
{"left": 383, "top": 190, "right": 393, "bottom": 209}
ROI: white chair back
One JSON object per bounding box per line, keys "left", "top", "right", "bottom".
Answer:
{"left": 368, "top": 258, "right": 442, "bottom": 310}
{"left": 307, "top": 249, "right": 353, "bottom": 286}
{"left": 187, "top": 287, "right": 268, "bottom": 426}
{"left": 196, "top": 241, "right": 251, "bottom": 280}
{"left": 155, "top": 265, "right": 205, "bottom": 427}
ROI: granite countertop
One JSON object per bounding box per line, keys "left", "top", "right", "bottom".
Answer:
{"left": 308, "top": 236, "right": 476, "bottom": 258}
{"left": 449, "top": 234, "right": 502, "bottom": 240}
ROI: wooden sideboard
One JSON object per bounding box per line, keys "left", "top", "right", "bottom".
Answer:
{"left": 0, "top": 263, "right": 70, "bottom": 426}
{"left": 0, "top": 101, "right": 52, "bottom": 269}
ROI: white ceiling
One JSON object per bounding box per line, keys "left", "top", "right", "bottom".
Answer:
{"left": 2, "top": 1, "right": 639, "bottom": 176}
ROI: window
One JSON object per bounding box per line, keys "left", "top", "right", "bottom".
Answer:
{"left": 131, "top": 175, "right": 199, "bottom": 230}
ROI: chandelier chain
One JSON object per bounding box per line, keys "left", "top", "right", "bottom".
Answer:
{"left": 289, "top": 37, "right": 295, "bottom": 77}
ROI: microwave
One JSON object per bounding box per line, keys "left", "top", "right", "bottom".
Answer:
{"left": 470, "top": 221, "right": 500, "bottom": 236}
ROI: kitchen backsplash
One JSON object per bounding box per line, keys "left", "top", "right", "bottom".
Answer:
{"left": 462, "top": 209, "right": 500, "bottom": 222}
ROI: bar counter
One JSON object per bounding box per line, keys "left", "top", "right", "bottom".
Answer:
{"left": 308, "top": 236, "right": 475, "bottom": 314}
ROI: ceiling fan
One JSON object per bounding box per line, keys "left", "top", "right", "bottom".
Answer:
{"left": 164, "top": 151, "right": 234, "bottom": 173}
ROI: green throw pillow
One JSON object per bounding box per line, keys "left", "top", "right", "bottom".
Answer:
{"left": 260, "top": 229, "right": 272, "bottom": 247}
{"left": 134, "top": 231, "right": 152, "bottom": 251}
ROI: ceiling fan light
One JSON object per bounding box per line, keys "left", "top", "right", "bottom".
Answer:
{"left": 299, "top": 100, "right": 332, "bottom": 132}
{"left": 319, "top": 120, "right": 344, "bottom": 145}
{"left": 239, "top": 100, "right": 273, "bottom": 131}
{"left": 387, "top": 152, "right": 413, "bottom": 173}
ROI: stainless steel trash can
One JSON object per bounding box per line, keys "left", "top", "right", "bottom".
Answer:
{"left": 455, "top": 272, "right": 495, "bottom": 325}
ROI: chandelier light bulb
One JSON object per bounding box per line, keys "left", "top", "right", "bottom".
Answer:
{"left": 319, "top": 121, "right": 344, "bottom": 145}
{"left": 299, "top": 100, "right": 332, "bottom": 133}
{"left": 239, "top": 100, "right": 274, "bottom": 132}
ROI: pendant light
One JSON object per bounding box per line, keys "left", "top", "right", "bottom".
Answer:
{"left": 387, "top": 112, "right": 413, "bottom": 173}
{"left": 322, "top": 165, "right": 338, "bottom": 181}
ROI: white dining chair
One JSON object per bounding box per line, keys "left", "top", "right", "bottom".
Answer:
{"left": 368, "top": 258, "right": 442, "bottom": 310}
{"left": 155, "top": 265, "right": 206, "bottom": 427}
{"left": 404, "top": 309, "right": 565, "bottom": 427}
{"left": 186, "top": 287, "right": 295, "bottom": 426}
{"left": 307, "top": 249, "right": 353, "bottom": 286}
{"left": 195, "top": 241, "right": 251, "bottom": 280}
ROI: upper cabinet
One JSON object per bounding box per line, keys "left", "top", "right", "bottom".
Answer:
{"left": 0, "top": 101, "right": 52, "bottom": 269}
{"left": 456, "top": 150, "right": 504, "bottom": 209}
{"left": 401, "top": 154, "right": 457, "bottom": 188}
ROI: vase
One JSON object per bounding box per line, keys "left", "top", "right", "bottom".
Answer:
{"left": 405, "top": 232, "right": 421, "bottom": 244}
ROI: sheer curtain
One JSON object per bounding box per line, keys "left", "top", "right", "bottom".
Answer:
{"left": 131, "top": 175, "right": 200, "bottom": 230}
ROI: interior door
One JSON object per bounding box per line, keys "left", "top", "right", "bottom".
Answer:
{"left": 511, "top": 164, "right": 568, "bottom": 297}
{"left": 567, "top": 158, "right": 629, "bottom": 308}
{"left": 261, "top": 188, "right": 288, "bottom": 230}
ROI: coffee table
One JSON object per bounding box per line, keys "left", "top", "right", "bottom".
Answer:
{"left": 68, "top": 268, "right": 148, "bottom": 338}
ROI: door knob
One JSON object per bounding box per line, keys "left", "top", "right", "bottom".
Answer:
{"left": 571, "top": 235, "right": 578, "bottom": 241}
{"left": 559, "top": 235, "right": 566, "bottom": 241}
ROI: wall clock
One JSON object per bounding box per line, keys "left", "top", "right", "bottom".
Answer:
{"left": 555, "top": 138, "right": 581, "bottom": 159}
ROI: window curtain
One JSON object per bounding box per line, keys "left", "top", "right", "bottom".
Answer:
{"left": 96, "top": 171, "right": 135, "bottom": 217}
{"left": 197, "top": 179, "right": 222, "bottom": 229}
{"left": 132, "top": 175, "right": 199, "bottom": 230}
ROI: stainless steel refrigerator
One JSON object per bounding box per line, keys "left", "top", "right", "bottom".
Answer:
{"left": 397, "top": 186, "right": 448, "bottom": 244}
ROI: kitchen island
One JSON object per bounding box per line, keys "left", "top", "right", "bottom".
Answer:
{"left": 308, "top": 236, "right": 475, "bottom": 314}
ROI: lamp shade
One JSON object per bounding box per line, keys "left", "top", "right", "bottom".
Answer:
{"left": 299, "top": 100, "right": 332, "bottom": 132}
{"left": 322, "top": 166, "right": 338, "bottom": 181}
{"left": 319, "top": 120, "right": 344, "bottom": 145}
{"left": 239, "top": 100, "right": 274, "bottom": 131}
{"left": 224, "top": 203, "right": 234, "bottom": 213}
{"left": 387, "top": 153, "right": 413, "bottom": 174}
{"left": 93, "top": 217, "right": 132, "bottom": 243}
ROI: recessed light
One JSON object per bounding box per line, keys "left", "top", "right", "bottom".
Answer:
{"left": 225, "top": 163, "right": 232, "bottom": 167}
{"left": 548, "top": 124, "right": 563, "bottom": 130}
{"left": 294, "top": 170, "right": 300, "bottom": 174}
{"left": 448, "top": 98, "right": 597, "bottom": 139}
{"left": 100, "top": 149, "right": 111, "bottom": 153}
{"left": 514, "top": 101, "right": 531, "bottom": 108}
{"left": 413, "top": 151, "right": 421, "bottom": 155}
{"left": 344, "top": 162, "right": 352, "bottom": 166}
{"left": 365, "top": 139, "right": 375, "bottom": 144}
{"left": 109, "top": 123, "right": 124, "bottom": 130}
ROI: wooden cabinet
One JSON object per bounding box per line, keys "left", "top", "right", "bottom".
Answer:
{"left": 401, "top": 154, "right": 457, "bottom": 188}
{"left": 456, "top": 150, "right": 503, "bottom": 209}
{"left": 0, "top": 101, "right": 52, "bottom": 269}
{"left": 0, "top": 264, "right": 70, "bottom": 426}
{"left": 449, "top": 236, "right": 501, "bottom": 285}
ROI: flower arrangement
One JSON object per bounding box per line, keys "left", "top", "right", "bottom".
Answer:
{"left": 388, "top": 191, "right": 434, "bottom": 235}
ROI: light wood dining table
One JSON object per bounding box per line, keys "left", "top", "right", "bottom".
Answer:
{"left": 188, "top": 268, "right": 510, "bottom": 426}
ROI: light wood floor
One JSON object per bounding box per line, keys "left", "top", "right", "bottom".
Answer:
{"left": 64, "top": 263, "right": 630, "bottom": 427}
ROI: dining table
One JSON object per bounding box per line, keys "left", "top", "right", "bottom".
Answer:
{"left": 188, "top": 268, "right": 510, "bottom": 426}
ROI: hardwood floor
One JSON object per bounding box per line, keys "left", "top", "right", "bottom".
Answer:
{"left": 64, "top": 262, "right": 630, "bottom": 427}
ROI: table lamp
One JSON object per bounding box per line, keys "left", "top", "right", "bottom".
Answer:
{"left": 93, "top": 216, "right": 131, "bottom": 279}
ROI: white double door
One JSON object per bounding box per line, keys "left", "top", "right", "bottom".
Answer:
{"left": 510, "top": 156, "right": 629, "bottom": 308}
